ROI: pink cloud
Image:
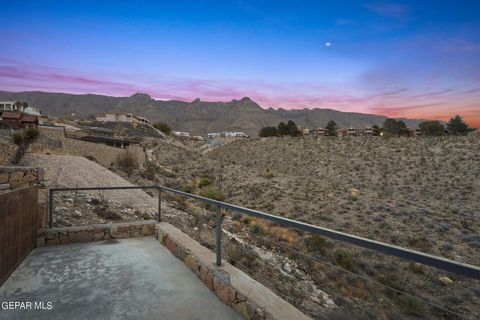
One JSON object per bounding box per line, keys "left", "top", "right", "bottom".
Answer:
{"left": 1, "top": 61, "right": 478, "bottom": 127}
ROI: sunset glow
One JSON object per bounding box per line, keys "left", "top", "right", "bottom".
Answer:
{"left": 1, "top": 1, "right": 479, "bottom": 127}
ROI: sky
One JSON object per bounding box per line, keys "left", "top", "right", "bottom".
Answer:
{"left": 0, "top": 0, "right": 479, "bottom": 126}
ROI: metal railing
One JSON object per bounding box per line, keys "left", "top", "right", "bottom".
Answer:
{"left": 48, "top": 185, "right": 480, "bottom": 279}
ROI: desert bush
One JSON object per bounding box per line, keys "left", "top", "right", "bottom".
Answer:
{"left": 153, "top": 122, "right": 172, "bottom": 135}
{"left": 23, "top": 127, "right": 40, "bottom": 143}
{"left": 12, "top": 132, "right": 24, "bottom": 145}
{"left": 305, "top": 234, "right": 328, "bottom": 255}
{"left": 198, "top": 177, "right": 212, "bottom": 188}
{"left": 180, "top": 180, "right": 196, "bottom": 193}
{"left": 224, "top": 241, "right": 258, "bottom": 269}
{"left": 268, "top": 226, "right": 299, "bottom": 245}
{"left": 399, "top": 296, "right": 426, "bottom": 317}
{"left": 249, "top": 222, "right": 264, "bottom": 235}
{"left": 198, "top": 185, "right": 225, "bottom": 201}
{"left": 116, "top": 150, "right": 138, "bottom": 175}
{"left": 141, "top": 160, "right": 160, "bottom": 180}
{"left": 84, "top": 155, "right": 98, "bottom": 162}
{"left": 333, "top": 248, "right": 355, "bottom": 270}
{"left": 11, "top": 128, "right": 40, "bottom": 164}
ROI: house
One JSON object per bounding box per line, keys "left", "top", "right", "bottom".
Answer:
{"left": 347, "top": 128, "right": 357, "bottom": 136}
{"left": 207, "top": 131, "right": 248, "bottom": 139}
{"left": 224, "top": 131, "right": 248, "bottom": 138}
{"left": 207, "top": 132, "right": 220, "bottom": 139}
{"left": 302, "top": 128, "right": 311, "bottom": 135}
{"left": 0, "top": 112, "right": 38, "bottom": 129}
{"left": 408, "top": 129, "right": 422, "bottom": 137}
{"left": 96, "top": 113, "right": 152, "bottom": 125}
{"left": 0, "top": 101, "right": 18, "bottom": 112}
{"left": 364, "top": 127, "right": 380, "bottom": 136}
{"left": 0, "top": 102, "right": 42, "bottom": 115}
{"left": 173, "top": 131, "right": 190, "bottom": 137}
{"left": 313, "top": 128, "right": 330, "bottom": 136}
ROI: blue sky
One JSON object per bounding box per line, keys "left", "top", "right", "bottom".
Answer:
{"left": 1, "top": 0, "right": 479, "bottom": 125}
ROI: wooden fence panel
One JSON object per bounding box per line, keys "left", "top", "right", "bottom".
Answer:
{"left": 0, "top": 186, "right": 37, "bottom": 286}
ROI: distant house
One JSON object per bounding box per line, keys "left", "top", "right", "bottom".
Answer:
{"left": 363, "top": 127, "right": 380, "bottom": 136}
{"left": 407, "top": 129, "right": 422, "bottom": 137}
{"left": 173, "top": 131, "right": 190, "bottom": 137}
{"left": 0, "top": 112, "right": 38, "bottom": 129}
{"left": 347, "top": 128, "right": 357, "bottom": 136}
{"left": 313, "top": 128, "right": 330, "bottom": 136}
{"left": 0, "top": 102, "right": 42, "bottom": 116}
{"left": 337, "top": 128, "right": 357, "bottom": 137}
{"left": 207, "top": 131, "right": 248, "bottom": 139}
{"left": 302, "top": 128, "right": 311, "bottom": 135}
{"left": 207, "top": 132, "right": 220, "bottom": 139}
{"left": 0, "top": 101, "right": 18, "bottom": 112}
{"left": 96, "top": 113, "right": 152, "bottom": 125}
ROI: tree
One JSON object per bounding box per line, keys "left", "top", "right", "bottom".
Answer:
{"left": 153, "top": 122, "right": 172, "bottom": 135}
{"left": 259, "top": 126, "right": 278, "bottom": 137}
{"left": 325, "top": 120, "right": 338, "bottom": 134}
{"left": 446, "top": 115, "right": 472, "bottom": 135}
{"left": 382, "top": 118, "right": 407, "bottom": 136}
{"left": 14, "top": 101, "right": 22, "bottom": 111}
{"left": 372, "top": 124, "right": 380, "bottom": 130}
{"left": 419, "top": 120, "right": 445, "bottom": 136}
{"left": 287, "top": 120, "right": 300, "bottom": 136}
{"left": 277, "top": 122, "right": 289, "bottom": 136}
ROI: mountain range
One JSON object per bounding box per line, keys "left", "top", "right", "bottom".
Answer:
{"left": 0, "top": 91, "right": 428, "bottom": 136}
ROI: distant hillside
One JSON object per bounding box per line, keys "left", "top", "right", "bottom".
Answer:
{"left": 0, "top": 91, "right": 427, "bottom": 136}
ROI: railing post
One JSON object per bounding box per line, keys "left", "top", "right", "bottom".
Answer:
{"left": 215, "top": 205, "right": 222, "bottom": 266}
{"left": 48, "top": 189, "right": 53, "bottom": 228}
{"left": 157, "top": 187, "right": 162, "bottom": 222}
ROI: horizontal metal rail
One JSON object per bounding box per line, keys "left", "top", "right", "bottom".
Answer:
{"left": 48, "top": 185, "right": 480, "bottom": 279}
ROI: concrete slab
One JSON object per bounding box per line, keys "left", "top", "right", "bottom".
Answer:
{"left": 0, "top": 237, "right": 244, "bottom": 320}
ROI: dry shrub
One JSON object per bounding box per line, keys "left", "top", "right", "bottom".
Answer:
{"left": 268, "top": 226, "right": 299, "bottom": 245}
{"left": 247, "top": 217, "right": 299, "bottom": 245}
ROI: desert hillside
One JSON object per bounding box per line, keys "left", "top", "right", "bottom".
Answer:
{"left": 145, "top": 135, "right": 480, "bottom": 319}
{"left": 3, "top": 129, "right": 479, "bottom": 319}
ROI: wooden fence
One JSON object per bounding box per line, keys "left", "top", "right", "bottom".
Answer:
{"left": 0, "top": 186, "right": 38, "bottom": 286}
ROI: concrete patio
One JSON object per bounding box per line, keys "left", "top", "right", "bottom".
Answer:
{"left": 0, "top": 237, "right": 243, "bottom": 320}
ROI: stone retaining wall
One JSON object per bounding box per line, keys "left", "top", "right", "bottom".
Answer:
{"left": 44, "top": 220, "right": 156, "bottom": 246}
{"left": 0, "top": 166, "right": 43, "bottom": 192}
{"left": 32, "top": 128, "right": 145, "bottom": 168}
{"left": 155, "top": 222, "right": 310, "bottom": 320}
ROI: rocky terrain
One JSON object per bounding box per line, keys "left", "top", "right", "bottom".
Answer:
{"left": 0, "top": 90, "right": 428, "bottom": 136}
{"left": 143, "top": 135, "right": 480, "bottom": 319}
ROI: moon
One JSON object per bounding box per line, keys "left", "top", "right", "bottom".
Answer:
{"left": 325, "top": 42, "right": 332, "bottom": 47}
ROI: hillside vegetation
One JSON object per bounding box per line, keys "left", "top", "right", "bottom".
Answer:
{"left": 148, "top": 135, "right": 480, "bottom": 319}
